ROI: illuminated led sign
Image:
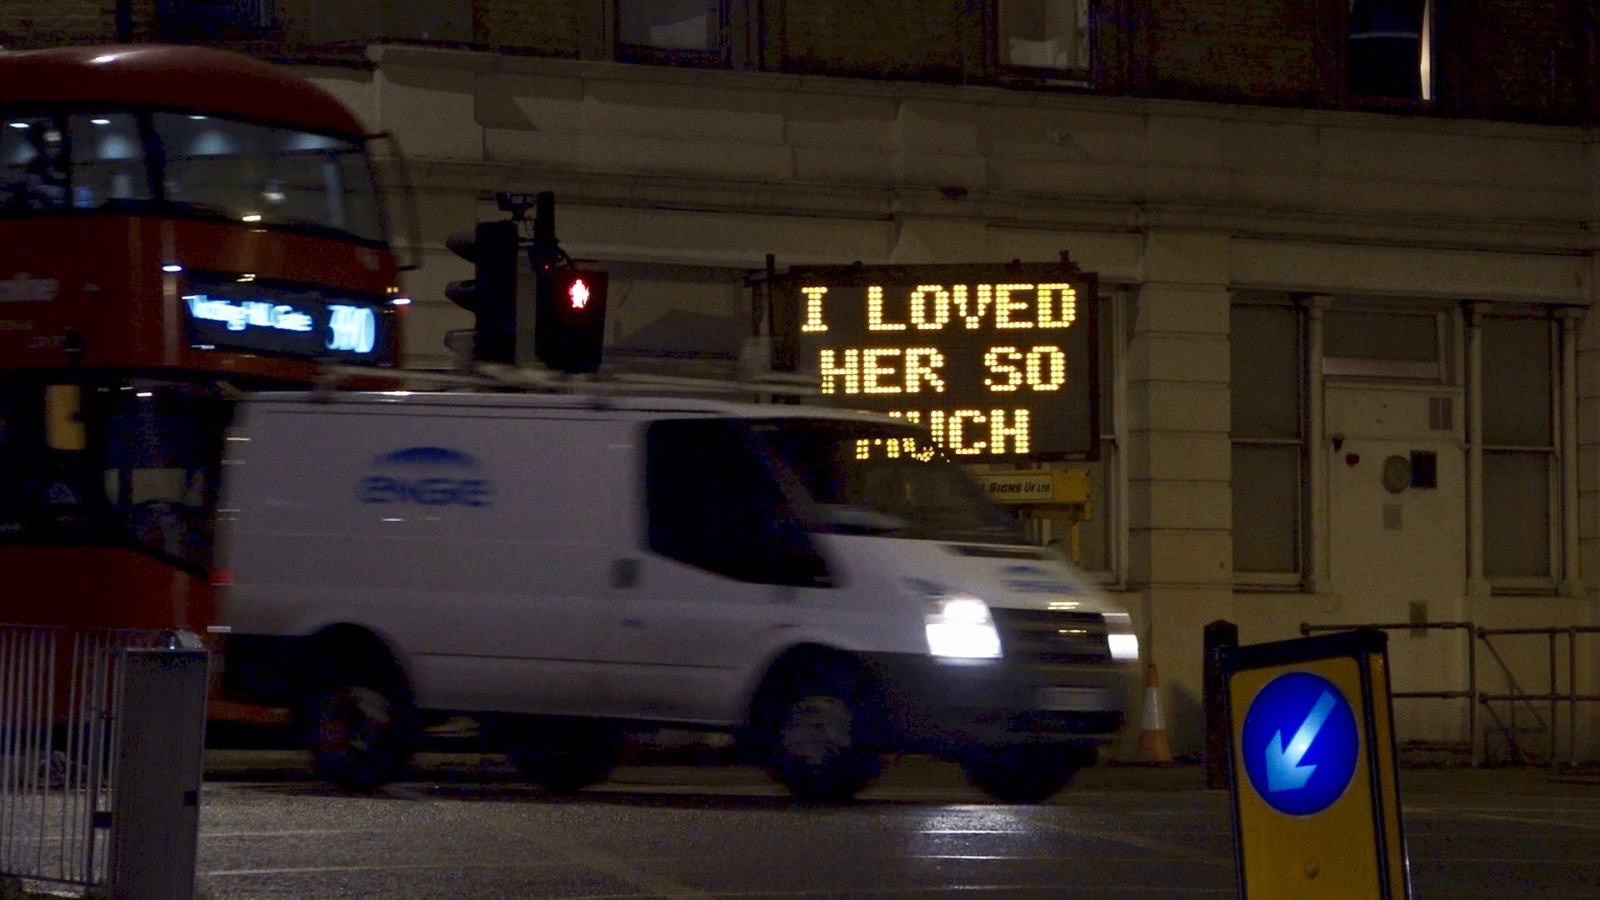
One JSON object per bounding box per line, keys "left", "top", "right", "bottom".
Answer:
{"left": 182, "top": 273, "right": 395, "bottom": 365}
{"left": 787, "top": 263, "right": 1099, "bottom": 460}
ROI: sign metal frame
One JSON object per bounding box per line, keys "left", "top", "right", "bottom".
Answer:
{"left": 1222, "top": 629, "right": 1411, "bottom": 899}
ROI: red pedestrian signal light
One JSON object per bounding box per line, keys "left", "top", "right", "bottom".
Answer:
{"left": 536, "top": 268, "right": 608, "bottom": 373}
{"left": 566, "top": 276, "right": 593, "bottom": 311}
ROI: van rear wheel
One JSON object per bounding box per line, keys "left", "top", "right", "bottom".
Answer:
{"left": 307, "top": 666, "right": 413, "bottom": 793}
{"left": 760, "top": 679, "right": 881, "bottom": 803}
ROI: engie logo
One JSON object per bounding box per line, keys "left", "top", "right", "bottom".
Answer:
{"left": 357, "top": 446, "right": 493, "bottom": 507}
{"left": 1000, "top": 564, "right": 1078, "bottom": 595}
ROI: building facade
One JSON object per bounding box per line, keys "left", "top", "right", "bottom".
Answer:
{"left": 8, "top": 0, "right": 1600, "bottom": 762}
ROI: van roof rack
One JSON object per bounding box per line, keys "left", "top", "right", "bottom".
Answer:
{"left": 315, "top": 360, "right": 820, "bottom": 400}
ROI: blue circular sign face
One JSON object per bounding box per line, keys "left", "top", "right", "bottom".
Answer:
{"left": 1241, "top": 671, "right": 1360, "bottom": 816}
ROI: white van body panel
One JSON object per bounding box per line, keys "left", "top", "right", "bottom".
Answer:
{"left": 224, "top": 397, "right": 632, "bottom": 716}
{"left": 218, "top": 390, "right": 1136, "bottom": 753}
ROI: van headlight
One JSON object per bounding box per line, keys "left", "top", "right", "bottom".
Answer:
{"left": 916, "top": 587, "right": 1002, "bottom": 660}
{"left": 1102, "top": 612, "right": 1140, "bottom": 661}
{"left": 1108, "top": 633, "right": 1140, "bottom": 661}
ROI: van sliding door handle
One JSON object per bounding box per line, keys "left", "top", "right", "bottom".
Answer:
{"left": 621, "top": 617, "right": 645, "bottom": 629}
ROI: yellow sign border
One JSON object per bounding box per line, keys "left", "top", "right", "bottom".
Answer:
{"left": 1224, "top": 630, "right": 1410, "bottom": 899}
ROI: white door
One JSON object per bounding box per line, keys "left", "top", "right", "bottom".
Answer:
{"left": 1324, "top": 384, "right": 1465, "bottom": 608}
{"left": 1324, "top": 384, "right": 1466, "bottom": 743}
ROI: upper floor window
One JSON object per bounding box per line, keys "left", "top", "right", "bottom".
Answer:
{"left": 618, "top": 0, "right": 729, "bottom": 66}
{"left": 156, "top": 0, "right": 274, "bottom": 40}
{"left": 308, "top": 0, "right": 470, "bottom": 45}
{"left": 997, "top": 0, "right": 1091, "bottom": 79}
{"left": 1348, "top": 0, "right": 1433, "bottom": 103}
{"left": 1322, "top": 304, "right": 1450, "bottom": 380}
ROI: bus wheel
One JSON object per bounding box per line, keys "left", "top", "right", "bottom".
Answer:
{"left": 507, "top": 718, "right": 619, "bottom": 793}
{"left": 958, "top": 743, "right": 1088, "bottom": 804}
{"left": 307, "top": 667, "right": 412, "bottom": 793}
{"left": 759, "top": 678, "right": 881, "bottom": 803}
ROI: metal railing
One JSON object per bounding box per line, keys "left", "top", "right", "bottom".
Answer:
{"left": 1300, "top": 620, "right": 1600, "bottom": 768}
{"left": 0, "top": 625, "right": 167, "bottom": 892}
{"left": 1475, "top": 626, "right": 1600, "bottom": 768}
{"left": 1300, "top": 621, "right": 1481, "bottom": 764}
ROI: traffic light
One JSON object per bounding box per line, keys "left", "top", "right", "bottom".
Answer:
{"left": 444, "top": 220, "right": 520, "bottom": 364}
{"left": 535, "top": 267, "right": 608, "bottom": 374}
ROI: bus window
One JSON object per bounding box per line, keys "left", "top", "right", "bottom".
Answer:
{"left": 154, "top": 113, "right": 383, "bottom": 243}
{"left": 66, "top": 112, "right": 152, "bottom": 208}
{"left": 102, "top": 382, "right": 230, "bottom": 570}
{"left": 0, "top": 117, "right": 70, "bottom": 211}
{"left": 0, "top": 378, "right": 228, "bottom": 572}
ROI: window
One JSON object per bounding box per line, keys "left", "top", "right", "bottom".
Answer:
{"left": 154, "top": 113, "right": 385, "bottom": 243}
{"left": 997, "top": 0, "right": 1091, "bottom": 78}
{"left": 1231, "top": 299, "right": 1306, "bottom": 579}
{"left": 1479, "top": 313, "right": 1556, "bottom": 582}
{"left": 1, "top": 117, "right": 70, "bottom": 211}
{"left": 309, "top": 0, "right": 471, "bottom": 45}
{"left": 618, "top": 0, "right": 729, "bottom": 65}
{"left": 1322, "top": 304, "right": 1449, "bottom": 380}
{"left": 156, "top": 0, "right": 273, "bottom": 39}
{"left": 646, "top": 419, "right": 827, "bottom": 586}
{"left": 4, "top": 113, "right": 151, "bottom": 212}
{"left": 68, "top": 113, "right": 153, "bottom": 208}
{"left": 0, "top": 376, "right": 231, "bottom": 572}
{"left": 1348, "top": 0, "right": 1433, "bottom": 102}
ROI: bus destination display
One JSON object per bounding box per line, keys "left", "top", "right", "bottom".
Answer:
{"left": 788, "top": 263, "right": 1099, "bottom": 460}
{"left": 183, "top": 273, "right": 395, "bottom": 365}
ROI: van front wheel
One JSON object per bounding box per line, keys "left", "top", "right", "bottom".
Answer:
{"left": 760, "top": 680, "right": 881, "bottom": 803}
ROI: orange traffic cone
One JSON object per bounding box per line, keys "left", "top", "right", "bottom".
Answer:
{"left": 1134, "top": 662, "right": 1174, "bottom": 765}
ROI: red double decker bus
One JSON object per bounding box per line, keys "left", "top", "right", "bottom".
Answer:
{"left": 0, "top": 45, "right": 407, "bottom": 688}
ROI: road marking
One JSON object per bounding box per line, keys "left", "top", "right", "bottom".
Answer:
{"left": 203, "top": 829, "right": 379, "bottom": 838}
{"left": 388, "top": 783, "right": 715, "bottom": 899}
{"left": 1031, "top": 817, "right": 1228, "bottom": 865}
{"left": 1406, "top": 806, "right": 1600, "bottom": 831}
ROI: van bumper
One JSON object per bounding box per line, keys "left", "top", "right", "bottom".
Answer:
{"left": 862, "top": 652, "right": 1130, "bottom": 751}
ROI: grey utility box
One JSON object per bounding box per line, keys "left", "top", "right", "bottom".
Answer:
{"left": 106, "top": 635, "right": 209, "bottom": 900}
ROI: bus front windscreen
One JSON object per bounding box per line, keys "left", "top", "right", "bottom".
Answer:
{"left": 0, "top": 376, "right": 231, "bottom": 573}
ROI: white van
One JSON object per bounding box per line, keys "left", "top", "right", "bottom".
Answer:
{"left": 216, "top": 390, "right": 1139, "bottom": 802}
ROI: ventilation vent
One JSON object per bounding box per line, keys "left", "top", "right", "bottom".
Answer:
{"left": 1428, "top": 396, "right": 1454, "bottom": 431}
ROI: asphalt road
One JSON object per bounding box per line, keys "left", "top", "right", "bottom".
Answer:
{"left": 180, "top": 755, "right": 1600, "bottom": 899}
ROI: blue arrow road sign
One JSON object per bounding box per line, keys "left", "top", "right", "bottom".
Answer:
{"left": 1241, "top": 670, "right": 1360, "bottom": 816}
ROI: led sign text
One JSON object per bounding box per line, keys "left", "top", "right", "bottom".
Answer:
{"left": 181, "top": 273, "right": 393, "bottom": 365}
{"left": 326, "top": 304, "right": 378, "bottom": 354}
{"left": 186, "top": 295, "right": 314, "bottom": 333}
{"left": 791, "top": 266, "right": 1099, "bottom": 461}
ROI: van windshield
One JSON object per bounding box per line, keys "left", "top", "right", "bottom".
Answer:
{"left": 748, "top": 418, "right": 1023, "bottom": 543}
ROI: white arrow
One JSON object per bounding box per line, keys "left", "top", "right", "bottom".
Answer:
{"left": 1264, "top": 690, "right": 1338, "bottom": 792}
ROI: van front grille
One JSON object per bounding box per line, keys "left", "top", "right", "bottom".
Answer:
{"left": 990, "top": 609, "right": 1111, "bottom": 666}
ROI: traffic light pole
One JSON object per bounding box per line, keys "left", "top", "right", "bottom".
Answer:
{"left": 447, "top": 191, "right": 607, "bottom": 373}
